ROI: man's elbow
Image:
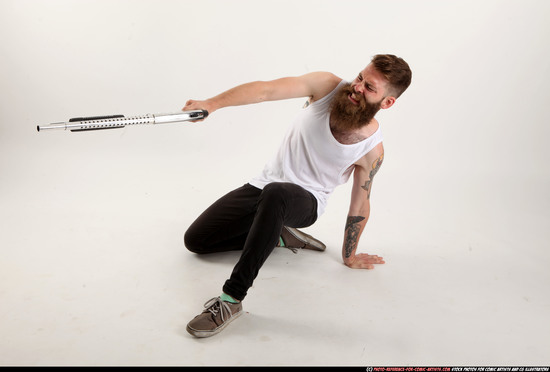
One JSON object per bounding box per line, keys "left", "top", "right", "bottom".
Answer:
{"left": 348, "top": 203, "right": 370, "bottom": 220}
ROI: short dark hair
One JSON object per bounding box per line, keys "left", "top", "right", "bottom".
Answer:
{"left": 371, "top": 54, "right": 412, "bottom": 98}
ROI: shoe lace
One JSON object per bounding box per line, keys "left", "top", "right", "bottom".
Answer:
{"left": 203, "top": 297, "right": 232, "bottom": 322}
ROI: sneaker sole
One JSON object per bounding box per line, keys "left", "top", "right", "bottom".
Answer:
{"left": 286, "top": 227, "right": 326, "bottom": 251}
{"left": 186, "top": 309, "right": 243, "bottom": 338}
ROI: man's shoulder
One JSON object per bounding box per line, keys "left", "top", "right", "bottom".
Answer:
{"left": 307, "top": 72, "right": 342, "bottom": 102}
{"left": 309, "top": 71, "right": 342, "bottom": 85}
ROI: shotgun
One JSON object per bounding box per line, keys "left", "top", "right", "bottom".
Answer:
{"left": 37, "top": 110, "right": 208, "bottom": 132}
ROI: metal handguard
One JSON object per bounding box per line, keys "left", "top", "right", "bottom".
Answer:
{"left": 37, "top": 110, "right": 208, "bottom": 132}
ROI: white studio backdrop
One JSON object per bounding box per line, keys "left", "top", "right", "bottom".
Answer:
{"left": 0, "top": 0, "right": 549, "bottom": 366}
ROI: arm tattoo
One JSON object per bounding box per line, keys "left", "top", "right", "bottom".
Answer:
{"left": 361, "top": 154, "right": 384, "bottom": 199}
{"left": 344, "top": 216, "right": 365, "bottom": 258}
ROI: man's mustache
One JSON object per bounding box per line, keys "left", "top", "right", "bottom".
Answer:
{"left": 341, "top": 84, "right": 366, "bottom": 107}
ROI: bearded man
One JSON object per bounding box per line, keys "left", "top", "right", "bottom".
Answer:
{"left": 182, "top": 54, "right": 412, "bottom": 338}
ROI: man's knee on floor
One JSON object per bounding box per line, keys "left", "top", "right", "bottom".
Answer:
{"left": 184, "top": 229, "right": 206, "bottom": 254}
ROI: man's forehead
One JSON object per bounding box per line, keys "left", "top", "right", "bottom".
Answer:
{"left": 360, "top": 64, "right": 388, "bottom": 89}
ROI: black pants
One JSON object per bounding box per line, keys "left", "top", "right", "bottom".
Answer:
{"left": 184, "top": 182, "right": 318, "bottom": 301}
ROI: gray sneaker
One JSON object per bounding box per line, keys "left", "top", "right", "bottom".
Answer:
{"left": 278, "top": 226, "right": 326, "bottom": 252}
{"left": 186, "top": 297, "right": 243, "bottom": 338}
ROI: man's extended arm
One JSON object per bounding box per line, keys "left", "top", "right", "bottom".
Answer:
{"left": 342, "top": 145, "right": 385, "bottom": 269}
{"left": 182, "top": 72, "right": 341, "bottom": 116}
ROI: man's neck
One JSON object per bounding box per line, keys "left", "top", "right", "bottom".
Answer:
{"left": 329, "top": 117, "right": 378, "bottom": 145}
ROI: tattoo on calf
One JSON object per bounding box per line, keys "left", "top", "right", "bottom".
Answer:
{"left": 344, "top": 216, "right": 365, "bottom": 258}
{"left": 361, "top": 154, "right": 384, "bottom": 199}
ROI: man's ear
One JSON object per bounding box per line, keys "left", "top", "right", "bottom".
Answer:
{"left": 380, "top": 96, "right": 396, "bottom": 110}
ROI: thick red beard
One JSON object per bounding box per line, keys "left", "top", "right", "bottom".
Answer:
{"left": 329, "top": 83, "right": 381, "bottom": 131}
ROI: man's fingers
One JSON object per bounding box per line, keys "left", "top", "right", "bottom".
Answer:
{"left": 183, "top": 99, "right": 198, "bottom": 111}
{"left": 356, "top": 254, "right": 385, "bottom": 264}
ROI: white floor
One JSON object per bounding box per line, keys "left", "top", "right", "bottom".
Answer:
{"left": 0, "top": 127, "right": 549, "bottom": 366}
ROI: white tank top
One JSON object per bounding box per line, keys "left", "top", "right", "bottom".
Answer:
{"left": 249, "top": 80, "right": 383, "bottom": 217}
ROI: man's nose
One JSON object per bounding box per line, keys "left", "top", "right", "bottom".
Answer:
{"left": 353, "top": 84, "right": 364, "bottom": 94}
